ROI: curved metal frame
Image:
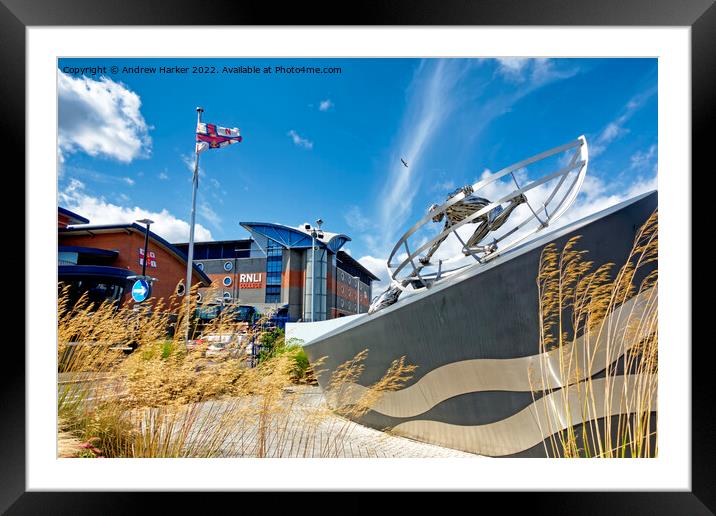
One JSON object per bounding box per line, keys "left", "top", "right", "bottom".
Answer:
{"left": 385, "top": 136, "right": 589, "bottom": 292}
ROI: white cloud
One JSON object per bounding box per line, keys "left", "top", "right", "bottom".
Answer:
{"left": 58, "top": 71, "right": 151, "bottom": 163}
{"left": 158, "top": 171, "right": 169, "bottom": 180}
{"left": 62, "top": 166, "right": 140, "bottom": 187}
{"left": 630, "top": 144, "right": 658, "bottom": 173}
{"left": 319, "top": 99, "right": 333, "bottom": 111}
{"left": 357, "top": 255, "right": 391, "bottom": 294}
{"left": 344, "top": 205, "right": 371, "bottom": 233}
{"left": 181, "top": 153, "right": 196, "bottom": 173}
{"left": 198, "top": 201, "right": 222, "bottom": 227}
{"left": 496, "top": 58, "right": 576, "bottom": 84}
{"left": 287, "top": 129, "right": 313, "bottom": 149}
{"left": 60, "top": 178, "right": 213, "bottom": 242}
{"left": 591, "top": 87, "right": 657, "bottom": 157}
{"left": 495, "top": 58, "right": 530, "bottom": 81}
{"left": 430, "top": 180, "right": 456, "bottom": 193}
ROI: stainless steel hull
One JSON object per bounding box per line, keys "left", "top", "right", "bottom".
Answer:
{"left": 302, "top": 191, "right": 658, "bottom": 457}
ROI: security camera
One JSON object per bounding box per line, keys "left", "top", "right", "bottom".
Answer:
{"left": 316, "top": 218, "right": 323, "bottom": 228}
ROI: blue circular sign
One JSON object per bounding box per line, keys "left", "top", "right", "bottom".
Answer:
{"left": 131, "top": 279, "right": 151, "bottom": 303}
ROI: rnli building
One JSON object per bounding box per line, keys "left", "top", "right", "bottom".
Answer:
{"left": 175, "top": 222, "right": 379, "bottom": 322}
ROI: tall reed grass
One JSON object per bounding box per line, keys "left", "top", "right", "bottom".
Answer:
{"left": 531, "top": 210, "right": 658, "bottom": 457}
{"left": 57, "top": 284, "right": 414, "bottom": 458}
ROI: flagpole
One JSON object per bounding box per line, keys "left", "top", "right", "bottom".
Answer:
{"left": 184, "top": 106, "right": 204, "bottom": 344}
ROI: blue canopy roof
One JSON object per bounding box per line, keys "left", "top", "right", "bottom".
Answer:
{"left": 240, "top": 222, "right": 351, "bottom": 252}
{"left": 59, "top": 246, "right": 119, "bottom": 259}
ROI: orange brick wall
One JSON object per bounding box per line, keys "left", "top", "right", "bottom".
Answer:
{"left": 59, "top": 231, "right": 207, "bottom": 310}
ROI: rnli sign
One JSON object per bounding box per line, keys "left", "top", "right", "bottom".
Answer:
{"left": 239, "top": 273, "right": 264, "bottom": 289}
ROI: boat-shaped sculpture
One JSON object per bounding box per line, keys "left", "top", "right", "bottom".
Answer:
{"left": 293, "top": 137, "right": 658, "bottom": 457}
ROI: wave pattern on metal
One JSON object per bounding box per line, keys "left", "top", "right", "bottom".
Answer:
{"left": 326, "top": 286, "right": 656, "bottom": 418}
{"left": 390, "top": 374, "right": 656, "bottom": 457}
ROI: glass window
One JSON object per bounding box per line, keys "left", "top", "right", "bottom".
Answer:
{"left": 196, "top": 262, "right": 204, "bottom": 271}
{"left": 223, "top": 292, "right": 232, "bottom": 301}
{"left": 223, "top": 276, "right": 232, "bottom": 287}
{"left": 58, "top": 251, "right": 78, "bottom": 265}
{"left": 224, "top": 261, "right": 233, "bottom": 271}
{"left": 265, "top": 285, "right": 281, "bottom": 304}
{"left": 265, "top": 239, "right": 283, "bottom": 302}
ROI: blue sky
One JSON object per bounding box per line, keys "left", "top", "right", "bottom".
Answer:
{"left": 58, "top": 58, "right": 657, "bottom": 285}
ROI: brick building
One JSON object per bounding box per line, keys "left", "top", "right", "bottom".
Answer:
{"left": 58, "top": 208, "right": 210, "bottom": 309}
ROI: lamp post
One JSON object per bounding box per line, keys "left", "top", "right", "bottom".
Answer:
{"left": 234, "top": 247, "right": 241, "bottom": 302}
{"left": 307, "top": 219, "right": 324, "bottom": 322}
{"left": 136, "top": 218, "right": 154, "bottom": 277}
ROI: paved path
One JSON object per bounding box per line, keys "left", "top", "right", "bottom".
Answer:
{"left": 208, "top": 385, "right": 483, "bottom": 458}
{"left": 59, "top": 373, "right": 483, "bottom": 458}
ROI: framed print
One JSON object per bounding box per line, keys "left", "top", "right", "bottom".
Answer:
{"left": 5, "top": 0, "right": 713, "bottom": 511}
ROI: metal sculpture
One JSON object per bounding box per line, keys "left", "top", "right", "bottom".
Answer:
{"left": 369, "top": 136, "right": 589, "bottom": 314}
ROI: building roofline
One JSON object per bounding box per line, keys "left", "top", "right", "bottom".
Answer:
{"left": 59, "top": 223, "right": 212, "bottom": 286}
{"left": 240, "top": 221, "right": 351, "bottom": 252}
{"left": 58, "top": 207, "right": 90, "bottom": 225}
{"left": 173, "top": 238, "right": 253, "bottom": 247}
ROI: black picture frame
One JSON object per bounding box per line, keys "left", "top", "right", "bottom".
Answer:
{"left": 5, "top": 0, "right": 711, "bottom": 511}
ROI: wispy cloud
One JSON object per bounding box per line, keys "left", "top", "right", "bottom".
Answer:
{"left": 495, "top": 58, "right": 530, "bottom": 81}
{"left": 343, "top": 205, "right": 371, "bottom": 233}
{"left": 59, "top": 178, "right": 213, "bottom": 242}
{"left": 629, "top": 144, "right": 657, "bottom": 173}
{"left": 179, "top": 153, "right": 226, "bottom": 223}
{"left": 158, "top": 170, "right": 169, "bottom": 180}
{"left": 495, "top": 58, "right": 576, "bottom": 84}
{"left": 198, "top": 201, "right": 222, "bottom": 227}
{"left": 375, "top": 60, "right": 466, "bottom": 251}
{"left": 372, "top": 58, "right": 580, "bottom": 255}
{"left": 58, "top": 70, "right": 151, "bottom": 163}
{"left": 63, "top": 166, "right": 139, "bottom": 188}
{"left": 591, "top": 87, "right": 657, "bottom": 157}
{"left": 287, "top": 129, "right": 313, "bottom": 149}
{"left": 430, "top": 180, "right": 456, "bottom": 193}
{"left": 319, "top": 99, "right": 333, "bottom": 111}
